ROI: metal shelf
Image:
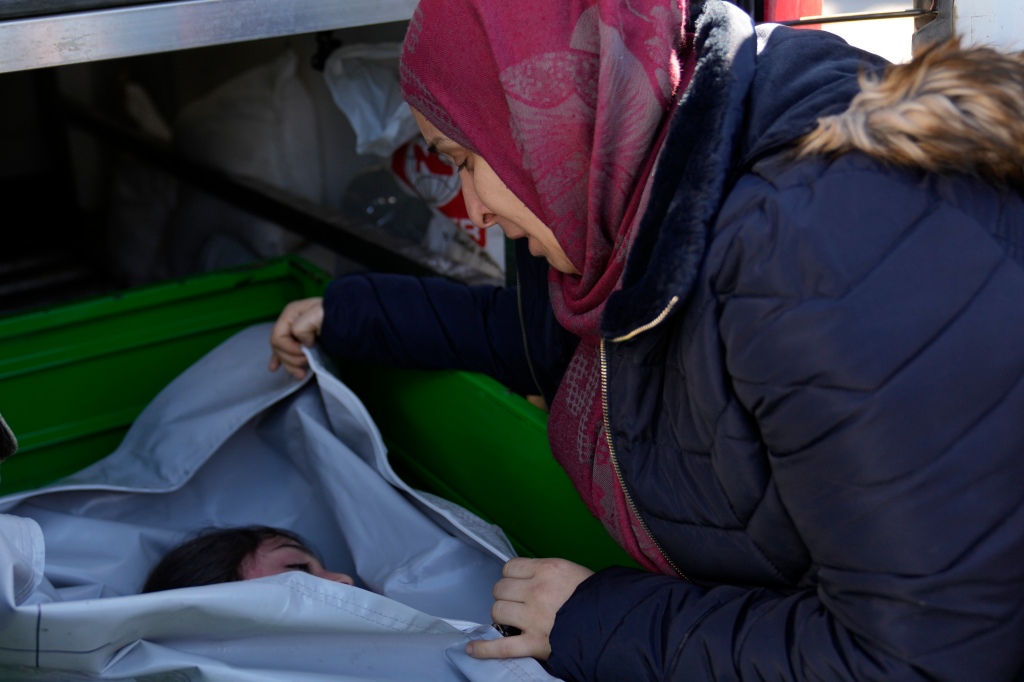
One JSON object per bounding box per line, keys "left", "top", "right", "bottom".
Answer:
{"left": 0, "top": 0, "right": 504, "bottom": 287}
{"left": 0, "top": 0, "right": 416, "bottom": 74}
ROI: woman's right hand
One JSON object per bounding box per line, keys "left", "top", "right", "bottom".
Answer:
{"left": 268, "top": 297, "right": 325, "bottom": 379}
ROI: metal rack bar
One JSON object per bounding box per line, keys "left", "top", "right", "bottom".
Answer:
{"left": 0, "top": 0, "right": 416, "bottom": 74}
{"left": 59, "top": 99, "right": 504, "bottom": 284}
{"left": 778, "top": 8, "right": 935, "bottom": 27}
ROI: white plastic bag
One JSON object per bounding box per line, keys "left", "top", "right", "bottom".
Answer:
{"left": 175, "top": 49, "right": 323, "bottom": 204}
{"left": 323, "top": 43, "right": 420, "bottom": 157}
{"left": 167, "top": 49, "right": 321, "bottom": 274}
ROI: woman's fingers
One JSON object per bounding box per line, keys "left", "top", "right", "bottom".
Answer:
{"left": 268, "top": 297, "right": 324, "bottom": 379}
{"left": 290, "top": 307, "right": 323, "bottom": 347}
{"left": 489, "top": 593, "right": 527, "bottom": 626}
{"left": 501, "top": 556, "right": 538, "bottom": 579}
{"left": 276, "top": 351, "right": 311, "bottom": 379}
{"left": 468, "top": 631, "right": 551, "bottom": 660}
{"left": 468, "top": 557, "right": 594, "bottom": 662}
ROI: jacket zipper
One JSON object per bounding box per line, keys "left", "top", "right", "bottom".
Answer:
{"left": 610, "top": 296, "right": 680, "bottom": 343}
{"left": 600, "top": 336, "right": 687, "bottom": 580}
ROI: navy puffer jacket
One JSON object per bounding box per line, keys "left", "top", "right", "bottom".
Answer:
{"left": 318, "top": 2, "right": 1024, "bottom": 678}
{"left": 546, "top": 2, "right": 1024, "bottom": 681}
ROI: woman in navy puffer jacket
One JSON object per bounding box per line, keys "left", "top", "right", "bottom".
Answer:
{"left": 270, "top": 0, "right": 1024, "bottom": 678}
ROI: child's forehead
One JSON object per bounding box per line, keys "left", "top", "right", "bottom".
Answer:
{"left": 258, "top": 534, "right": 312, "bottom": 554}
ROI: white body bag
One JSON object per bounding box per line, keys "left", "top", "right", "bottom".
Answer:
{"left": 0, "top": 323, "right": 558, "bottom": 681}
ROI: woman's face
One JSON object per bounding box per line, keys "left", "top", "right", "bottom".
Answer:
{"left": 411, "top": 108, "right": 580, "bottom": 275}
{"left": 239, "top": 535, "right": 354, "bottom": 585}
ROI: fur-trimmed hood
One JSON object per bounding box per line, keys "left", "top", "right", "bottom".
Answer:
{"left": 799, "top": 38, "right": 1024, "bottom": 192}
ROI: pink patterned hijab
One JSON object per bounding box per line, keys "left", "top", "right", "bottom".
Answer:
{"left": 401, "top": 0, "right": 693, "bottom": 575}
{"left": 401, "top": 0, "right": 691, "bottom": 339}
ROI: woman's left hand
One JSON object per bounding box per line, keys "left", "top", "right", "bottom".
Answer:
{"left": 467, "top": 557, "right": 594, "bottom": 661}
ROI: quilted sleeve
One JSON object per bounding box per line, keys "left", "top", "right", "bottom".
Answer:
{"left": 318, "top": 243, "right": 576, "bottom": 401}
{"left": 318, "top": 271, "right": 538, "bottom": 394}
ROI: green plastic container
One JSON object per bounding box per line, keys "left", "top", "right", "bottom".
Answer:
{"left": 0, "top": 257, "right": 632, "bottom": 570}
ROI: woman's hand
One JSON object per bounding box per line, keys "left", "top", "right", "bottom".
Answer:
{"left": 268, "top": 297, "right": 325, "bottom": 379}
{"left": 468, "top": 557, "right": 594, "bottom": 661}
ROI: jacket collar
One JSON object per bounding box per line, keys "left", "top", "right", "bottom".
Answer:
{"left": 602, "top": 1, "right": 886, "bottom": 340}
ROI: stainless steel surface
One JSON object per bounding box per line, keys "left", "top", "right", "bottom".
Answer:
{"left": 912, "top": 0, "right": 953, "bottom": 51}
{"left": 821, "top": 0, "right": 916, "bottom": 63}
{"left": 0, "top": 0, "right": 416, "bottom": 73}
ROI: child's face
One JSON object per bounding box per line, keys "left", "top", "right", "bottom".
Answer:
{"left": 239, "top": 535, "right": 354, "bottom": 585}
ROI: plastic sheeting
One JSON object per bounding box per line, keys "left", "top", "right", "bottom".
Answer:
{"left": 0, "top": 323, "right": 558, "bottom": 681}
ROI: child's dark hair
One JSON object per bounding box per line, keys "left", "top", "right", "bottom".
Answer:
{"left": 142, "top": 525, "right": 312, "bottom": 593}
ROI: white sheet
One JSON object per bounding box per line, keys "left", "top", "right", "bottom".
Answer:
{"left": 0, "top": 323, "right": 557, "bottom": 681}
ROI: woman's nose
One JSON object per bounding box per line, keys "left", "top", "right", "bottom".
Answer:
{"left": 460, "top": 173, "right": 498, "bottom": 230}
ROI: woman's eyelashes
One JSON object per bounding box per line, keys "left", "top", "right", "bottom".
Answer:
{"left": 287, "top": 562, "right": 312, "bottom": 574}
